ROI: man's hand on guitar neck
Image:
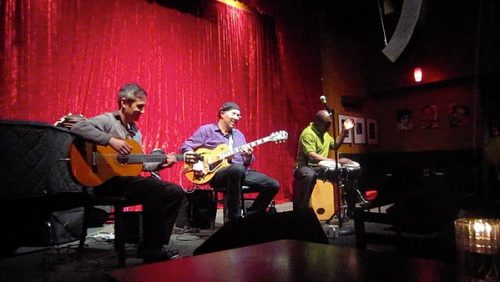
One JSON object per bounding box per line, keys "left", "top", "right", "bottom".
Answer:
{"left": 158, "top": 153, "right": 178, "bottom": 169}
{"left": 183, "top": 151, "right": 199, "bottom": 164}
{"left": 240, "top": 144, "right": 253, "bottom": 155}
{"left": 109, "top": 137, "right": 132, "bottom": 155}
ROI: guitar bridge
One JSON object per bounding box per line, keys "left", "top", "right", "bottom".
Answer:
{"left": 92, "top": 151, "right": 98, "bottom": 173}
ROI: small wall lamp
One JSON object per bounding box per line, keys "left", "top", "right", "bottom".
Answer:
{"left": 413, "top": 67, "right": 423, "bottom": 82}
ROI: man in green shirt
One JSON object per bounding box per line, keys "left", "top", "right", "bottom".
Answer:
{"left": 293, "top": 110, "right": 355, "bottom": 211}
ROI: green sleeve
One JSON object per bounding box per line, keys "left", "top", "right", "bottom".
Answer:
{"left": 300, "top": 132, "right": 317, "bottom": 154}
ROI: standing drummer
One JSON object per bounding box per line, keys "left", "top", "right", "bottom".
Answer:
{"left": 292, "top": 110, "right": 356, "bottom": 211}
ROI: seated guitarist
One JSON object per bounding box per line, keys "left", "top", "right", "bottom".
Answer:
{"left": 71, "top": 83, "right": 184, "bottom": 263}
{"left": 181, "top": 102, "right": 280, "bottom": 221}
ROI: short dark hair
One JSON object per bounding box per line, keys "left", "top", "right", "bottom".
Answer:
{"left": 117, "top": 83, "right": 147, "bottom": 108}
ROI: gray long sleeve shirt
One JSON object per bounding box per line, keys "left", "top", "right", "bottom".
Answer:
{"left": 71, "top": 111, "right": 159, "bottom": 171}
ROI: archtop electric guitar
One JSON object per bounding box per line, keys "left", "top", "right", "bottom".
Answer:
{"left": 183, "top": 130, "right": 288, "bottom": 185}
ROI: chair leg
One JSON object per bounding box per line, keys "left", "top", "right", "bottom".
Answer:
{"left": 114, "top": 205, "right": 126, "bottom": 267}
{"left": 214, "top": 190, "right": 230, "bottom": 224}
{"left": 222, "top": 194, "right": 229, "bottom": 224}
{"left": 268, "top": 200, "right": 276, "bottom": 213}
{"left": 353, "top": 208, "right": 367, "bottom": 250}
{"left": 210, "top": 190, "right": 218, "bottom": 229}
{"left": 240, "top": 191, "right": 246, "bottom": 216}
{"left": 78, "top": 205, "right": 90, "bottom": 252}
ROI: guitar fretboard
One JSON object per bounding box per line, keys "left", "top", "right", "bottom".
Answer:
{"left": 110, "top": 154, "right": 184, "bottom": 164}
{"left": 218, "top": 137, "right": 271, "bottom": 159}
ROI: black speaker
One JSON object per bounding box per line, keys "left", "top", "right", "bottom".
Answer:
{"left": 176, "top": 189, "right": 216, "bottom": 229}
{"left": 341, "top": 95, "right": 365, "bottom": 108}
{"left": 122, "top": 211, "right": 143, "bottom": 243}
{"left": 193, "top": 209, "right": 328, "bottom": 255}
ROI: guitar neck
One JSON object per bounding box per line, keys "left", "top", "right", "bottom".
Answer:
{"left": 219, "top": 136, "right": 271, "bottom": 159}
{"left": 123, "top": 154, "right": 184, "bottom": 164}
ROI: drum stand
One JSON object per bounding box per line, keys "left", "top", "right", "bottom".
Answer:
{"left": 326, "top": 170, "right": 355, "bottom": 236}
{"left": 328, "top": 166, "right": 370, "bottom": 236}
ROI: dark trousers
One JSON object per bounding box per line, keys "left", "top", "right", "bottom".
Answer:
{"left": 93, "top": 176, "right": 184, "bottom": 251}
{"left": 292, "top": 166, "right": 317, "bottom": 211}
{"left": 210, "top": 164, "right": 279, "bottom": 220}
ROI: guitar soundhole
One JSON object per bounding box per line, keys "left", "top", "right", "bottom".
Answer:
{"left": 316, "top": 208, "right": 325, "bottom": 215}
{"left": 116, "top": 155, "right": 129, "bottom": 164}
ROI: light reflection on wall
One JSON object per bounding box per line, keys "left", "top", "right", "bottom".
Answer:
{"left": 216, "top": 0, "right": 251, "bottom": 12}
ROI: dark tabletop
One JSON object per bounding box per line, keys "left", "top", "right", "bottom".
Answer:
{"left": 110, "top": 239, "right": 456, "bottom": 282}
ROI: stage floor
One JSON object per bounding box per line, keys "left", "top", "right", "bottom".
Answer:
{"left": 0, "top": 203, "right": 400, "bottom": 282}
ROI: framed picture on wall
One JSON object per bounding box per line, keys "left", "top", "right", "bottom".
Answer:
{"left": 449, "top": 103, "right": 469, "bottom": 128}
{"left": 354, "top": 117, "right": 366, "bottom": 144}
{"left": 338, "top": 114, "right": 353, "bottom": 144}
{"left": 367, "top": 118, "right": 378, "bottom": 145}
{"left": 420, "top": 104, "right": 439, "bottom": 129}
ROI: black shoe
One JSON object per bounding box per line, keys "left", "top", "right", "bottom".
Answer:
{"left": 266, "top": 206, "right": 277, "bottom": 214}
{"left": 141, "top": 249, "right": 180, "bottom": 263}
{"left": 243, "top": 209, "right": 261, "bottom": 218}
{"left": 359, "top": 201, "right": 372, "bottom": 210}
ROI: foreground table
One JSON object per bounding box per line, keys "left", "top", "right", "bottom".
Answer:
{"left": 110, "top": 239, "right": 456, "bottom": 282}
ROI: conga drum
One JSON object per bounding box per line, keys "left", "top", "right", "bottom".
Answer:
{"left": 339, "top": 160, "right": 361, "bottom": 172}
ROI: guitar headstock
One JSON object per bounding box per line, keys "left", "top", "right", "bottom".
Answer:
{"left": 269, "top": 130, "right": 288, "bottom": 143}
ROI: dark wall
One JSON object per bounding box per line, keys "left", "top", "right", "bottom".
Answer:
{"left": 324, "top": 0, "right": 500, "bottom": 92}
{"left": 340, "top": 149, "right": 479, "bottom": 209}
{"left": 320, "top": 0, "right": 500, "bottom": 153}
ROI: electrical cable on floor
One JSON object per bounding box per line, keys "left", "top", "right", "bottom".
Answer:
{"left": 88, "top": 232, "right": 115, "bottom": 244}
{"left": 176, "top": 234, "right": 201, "bottom": 241}
{"left": 174, "top": 226, "right": 201, "bottom": 241}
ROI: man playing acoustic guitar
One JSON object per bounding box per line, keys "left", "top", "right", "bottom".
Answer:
{"left": 181, "top": 102, "right": 280, "bottom": 221}
{"left": 71, "top": 83, "right": 184, "bottom": 263}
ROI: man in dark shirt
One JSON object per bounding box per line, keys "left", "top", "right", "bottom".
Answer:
{"left": 181, "top": 102, "right": 279, "bottom": 221}
{"left": 71, "top": 83, "right": 184, "bottom": 263}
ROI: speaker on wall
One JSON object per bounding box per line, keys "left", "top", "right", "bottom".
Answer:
{"left": 341, "top": 95, "right": 365, "bottom": 108}
{"left": 193, "top": 209, "right": 328, "bottom": 255}
{"left": 382, "top": 0, "right": 423, "bottom": 62}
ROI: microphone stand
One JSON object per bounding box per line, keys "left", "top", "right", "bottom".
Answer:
{"left": 327, "top": 108, "right": 342, "bottom": 227}
{"left": 325, "top": 107, "right": 353, "bottom": 235}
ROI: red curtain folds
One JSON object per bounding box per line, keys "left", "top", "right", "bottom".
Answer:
{"left": 1, "top": 0, "right": 323, "bottom": 202}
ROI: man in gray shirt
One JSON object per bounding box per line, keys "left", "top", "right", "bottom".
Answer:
{"left": 71, "top": 83, "right": 184, "bottom": 263}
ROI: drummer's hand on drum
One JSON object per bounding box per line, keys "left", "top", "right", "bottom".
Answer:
{"left": 338, "top": 158, "right": 361, "bottom": 170}
{"left": 342, "top": 117, "right": 356, "bottom": 131}
{"left": 338, "top": 158, "right": 352, "bottom": 165}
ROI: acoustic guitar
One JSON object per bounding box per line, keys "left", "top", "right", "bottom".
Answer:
{"left": 183, "top": 130, "right": 288, "bottom": 185}
{"left": 69, "top": 139, "right": 190, "bottom": 186}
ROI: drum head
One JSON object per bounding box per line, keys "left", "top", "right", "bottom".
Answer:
{"left": 318, "top": 160, "right": 337, "bottom": 169}
{"left": 341, "top": 161, "right": 360, "bottom": 170}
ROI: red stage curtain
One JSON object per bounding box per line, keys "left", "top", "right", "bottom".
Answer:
{"left": 1, "top": 0, "right": 323, "bottom": 202}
